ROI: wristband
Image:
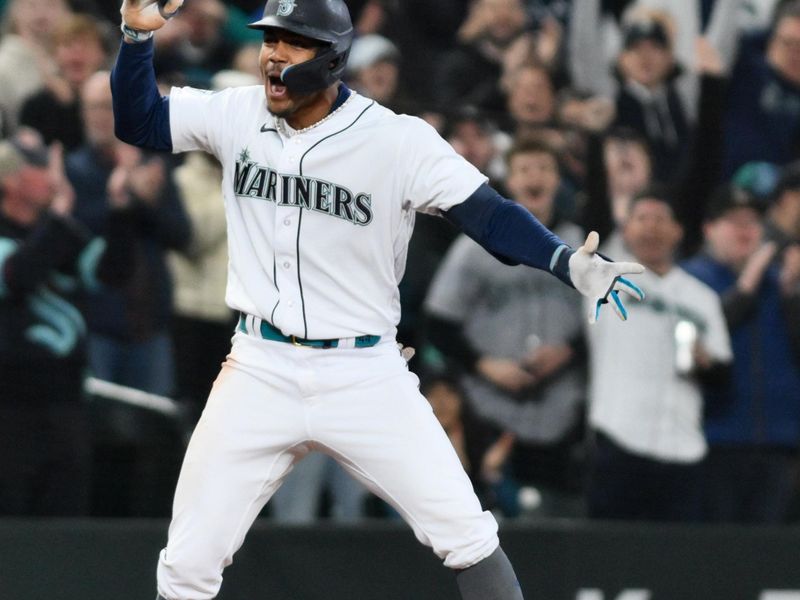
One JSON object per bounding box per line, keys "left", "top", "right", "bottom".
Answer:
{"left": 121, "top": 22, "right": 154, "bottom": 43}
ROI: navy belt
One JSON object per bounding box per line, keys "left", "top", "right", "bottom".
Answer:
{"left": 238, "top": 314, "right": 380, "bottom": 349}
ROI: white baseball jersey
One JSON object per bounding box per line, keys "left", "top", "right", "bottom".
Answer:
{"left": 585, "top": 265, "right": 732, "bottom": 463}
{"left": 169, "top": 86, "right": 487, "bottom": 340}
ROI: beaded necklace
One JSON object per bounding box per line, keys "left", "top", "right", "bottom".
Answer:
{"left": 276, "top": 92, "right": 355, "bottom": 137}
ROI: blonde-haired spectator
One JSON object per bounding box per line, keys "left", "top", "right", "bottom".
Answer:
{"left": 20, "top": 13, "right": 111, "bottom": 150}
{"left": 0, "top": 0, "right": 72, "bottom": 131}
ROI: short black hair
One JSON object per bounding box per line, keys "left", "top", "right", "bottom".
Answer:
{"left": 629, "top": 183, "right": 680, "bottom": 219}
{"left": 622, "top": 18, "right": 671, "bottom": 50}
{"left": 443, "top": 105, "right": 497, "bottom": 139}
{"left": 774, "top": 161, "right": 800, "bottom": 199}
{"left": 704, "top": 183, "right": 768, "bottom": 222}
{"left": 504, "top": 136, "right": 560, "bottom": 170}
{"left": 771, "top": 0, "right": 800, "bottom": 37}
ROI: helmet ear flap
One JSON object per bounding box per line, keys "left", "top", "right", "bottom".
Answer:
{"left": 280, "top": 47, "right": 347, "bottom": 94}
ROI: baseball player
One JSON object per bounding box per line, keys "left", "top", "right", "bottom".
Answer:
{"left": 113, "top": 1, "right": 645, "bottom": 599}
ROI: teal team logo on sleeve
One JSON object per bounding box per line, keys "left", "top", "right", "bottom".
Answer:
{"left": 277, "top": 0, "right": 297, "bottom": 16}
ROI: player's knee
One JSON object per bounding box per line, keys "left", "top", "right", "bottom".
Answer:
{"left": 442, "top": 532, "right": 500, "bottom": 570}
{"left": 434, "top": 510, "right": 499, "bottom": 570}
{"left": 157, "top": 548, "right": 224, "bottom": 600}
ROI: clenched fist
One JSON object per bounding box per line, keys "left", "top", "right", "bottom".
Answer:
{"left": 121, "top": 0, "right": 184, "bottom": 31}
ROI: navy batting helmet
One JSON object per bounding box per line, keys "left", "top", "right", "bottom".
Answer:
{"left": 249, "top": 0, "right": 354, "bottom": 94}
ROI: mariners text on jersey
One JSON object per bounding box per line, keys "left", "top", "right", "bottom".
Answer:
{"left": 234, "top": 149, "right": 373, "bottom": 226}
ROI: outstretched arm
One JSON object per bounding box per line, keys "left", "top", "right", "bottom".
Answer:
{"left": 445, "top": 183, "right": 645, "bottom": 323}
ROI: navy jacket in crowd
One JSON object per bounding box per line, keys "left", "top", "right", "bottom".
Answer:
{"left": 0, "top": 209, "right": 135, "bottom": 403}
{"left": 683, "top": 254, "right": 800, "bottom": 448}
{"left": 722, "top": 32, "right": 800, "bottom": 178}
{"left": 66, "top": 145, "right": 190, "bottom": 341}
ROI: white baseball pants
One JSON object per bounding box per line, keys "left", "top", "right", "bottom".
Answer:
{"left": 157, "top": 331, "right": 499, "bottom": 600}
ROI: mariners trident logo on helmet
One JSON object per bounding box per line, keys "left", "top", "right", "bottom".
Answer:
{"left": 276, "top": 0, "right": 296, "bottom": 16}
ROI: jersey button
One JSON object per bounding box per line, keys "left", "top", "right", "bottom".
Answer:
{"left": 288, "top": 300, "right": 295, "bottom": 307}
{"left": 283, "top": 219, "right": 291, "bottom": 226}
{"left": 283, "top": 261, "right": 291, "bottom": 269}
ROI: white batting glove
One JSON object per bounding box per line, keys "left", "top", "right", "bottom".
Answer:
{"left": 121, "top": 0, "right": 184, "bottom": 32}
{"left": 567, "top": 231, "right": 645, "bottom": 324}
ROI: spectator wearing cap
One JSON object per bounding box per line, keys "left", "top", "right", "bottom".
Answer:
{"left": 0, "top": 128, "right": 135, "bottom": 515}
{"left": 683, "top": 184, "right": 800, "bottom": 523}
{"left": 628, "top": 1, "right": 762, "bottom": 122}
{"left": 585, "top": 187, "right": 732, "bottom": 522}
{"left": 733, "top": 160, "right": 800, "bottom": 248}
{"left": 579, "top": 33, "right": 729, "bottom": 259}
{"left": 721, "top": 0, "right": 800, "bottom": 177}
{"left": 766, "top": 161, "right": 800, "bottom": 250}
{"left": 345, "top": 33, "right": 410, "bottom": 112}
{"left": 19, "top": 13, "right": 111, "bottom": 151}
{"left": 612, "top": 11, "right": 690, "bottom": 183}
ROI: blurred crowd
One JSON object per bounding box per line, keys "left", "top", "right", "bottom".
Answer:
{"left": 2, "top": 0, "right": 800, "bottom": 526}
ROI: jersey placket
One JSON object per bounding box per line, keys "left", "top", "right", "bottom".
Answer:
{"left": 272, "top": 135, "right": 309, "bottom": 337}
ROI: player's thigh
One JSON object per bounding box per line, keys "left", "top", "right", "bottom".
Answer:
{"left": 314, "top": 370, "right": 497, "bottom": 567}
{"left": 169, "top": 357, "right": 307, "bottom": 546}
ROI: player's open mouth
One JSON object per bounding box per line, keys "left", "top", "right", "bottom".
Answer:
{"left": 268, "top": 75, "right": 288, "bottom": 99}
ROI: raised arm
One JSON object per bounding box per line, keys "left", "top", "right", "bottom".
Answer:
{"left": 111, "top": 0, "right": 184, "bottom": 150}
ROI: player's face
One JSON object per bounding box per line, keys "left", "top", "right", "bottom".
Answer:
{"left": 259, "top": 28, "right": 326, "bottom": 119}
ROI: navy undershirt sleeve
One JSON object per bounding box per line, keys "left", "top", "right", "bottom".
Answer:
{"left": 110, "top": 39, "right": 172, "bottom": 151}
{"left": 444, "top": 183, "right": 574, "bottom": 286}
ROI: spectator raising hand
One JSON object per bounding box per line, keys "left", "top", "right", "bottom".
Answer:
{"left": 47, "top": 141, "right": 74, "bottom": 217}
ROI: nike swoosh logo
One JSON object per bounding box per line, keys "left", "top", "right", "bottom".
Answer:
{"left": 261, "top": 124, "right": 277, "bottom": 133}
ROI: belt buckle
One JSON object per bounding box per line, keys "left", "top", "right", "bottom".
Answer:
{"left": 290, "top": 335, "right": 303, "bottom": 347}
